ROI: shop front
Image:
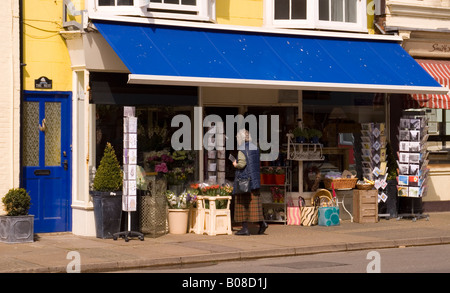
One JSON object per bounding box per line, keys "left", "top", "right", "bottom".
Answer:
{"left": 396, "top": 31, "right": 450, "bottom": 212}
{"left": 65, "top": 17, "right": 448, "bottom": 236}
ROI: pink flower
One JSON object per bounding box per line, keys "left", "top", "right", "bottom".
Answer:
{"left": 155, "top": 163, "right": 168, "bottom": 173}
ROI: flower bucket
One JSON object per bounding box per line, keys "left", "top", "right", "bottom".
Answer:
{"left": 274, "top": 174, "right": 285, "bottom": 185}
{"left": 168, "top": 209, "right": 189, "bottom": 234}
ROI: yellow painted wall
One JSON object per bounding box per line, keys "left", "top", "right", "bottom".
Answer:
{"left": 217, "top": 0, "right": 375, "bottom": 31}
{"left": 216, "top": 0, "right": 264, "bottom": 27}
{"left": 23, "top": 0, "right": 73, "bottom": 92}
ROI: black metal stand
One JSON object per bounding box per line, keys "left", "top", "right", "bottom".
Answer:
{"left": 113, "top": 212, "right": 144, "bottom": 242}
{"left": 397, "top": 197, "right": 429, "bottom": 222}
{"left": 113, "top": 230, "right": 144, "bottom": 242}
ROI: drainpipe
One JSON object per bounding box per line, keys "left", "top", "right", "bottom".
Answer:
{"left": 19, "top": 0, "right": 24, "bottom": 188}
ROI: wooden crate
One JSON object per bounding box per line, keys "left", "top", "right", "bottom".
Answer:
{"left": 353, "top": 190, "right": 378, "bottom": 223}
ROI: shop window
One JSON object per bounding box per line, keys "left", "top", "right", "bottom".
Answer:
{"left": 92, "top": 0, "right": 214, "bottom": 21}
{"left": 95, "top": 105, "right": 199, "bottom": 187}
{"left": 267, "top": 0, "right": 366, "bottom": 32}
{"left": 426, "top": 109, "right": 450, "bottom": 162}
{"left": 302, "top": 91, "right": 385, "bottom": 192}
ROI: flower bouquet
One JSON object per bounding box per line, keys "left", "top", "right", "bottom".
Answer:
{"left": 165, "top": 189, "right": 197, "bottom": 209}
{"left": 271, "top": 186, "right": 284, "bottom": 203}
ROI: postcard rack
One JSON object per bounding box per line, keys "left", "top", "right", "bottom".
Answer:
{"left": 396, "top": 110, "right": 430, "bottom": 221}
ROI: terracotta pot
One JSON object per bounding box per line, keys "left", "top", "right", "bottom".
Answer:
{"left": 275, "top": 174, "right": 285, "bottom": 185}
{"left": 265, "top": 174, "right": 275, "bottom": 185}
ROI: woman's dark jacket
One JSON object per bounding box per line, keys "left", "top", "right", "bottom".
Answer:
{"left": 233, "top": 142, "right": 260, "bottom": 194}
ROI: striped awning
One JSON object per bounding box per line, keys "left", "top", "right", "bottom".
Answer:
{"left": 407, "top": 59, "right": 450, "bottom": 109}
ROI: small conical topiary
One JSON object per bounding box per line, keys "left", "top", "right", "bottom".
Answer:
{"left": 2, "top": 188, "right": 31, "bottom": 216}
{"left": 93, "top": 142, "right": 123, "bottom": 192}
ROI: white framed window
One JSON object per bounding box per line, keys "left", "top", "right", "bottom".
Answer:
{"left": 265, "top": 0, "right": 367, "bottom": 32}
{"left": 90, "top": 0, "right": 215, "bottom": 22}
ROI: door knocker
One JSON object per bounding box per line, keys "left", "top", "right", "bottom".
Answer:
{"left": 39, "top": 118, "right": 46, "bottom": 132}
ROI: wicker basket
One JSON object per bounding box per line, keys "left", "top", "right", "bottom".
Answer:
{"left": 311, "top": 189, "right": 333, "bottom": 206}
{"left": 324, "top": 177, "right": 358, "bottom": 190}
{"left": 356, "top": 184, "right": 374, "bottom": 190}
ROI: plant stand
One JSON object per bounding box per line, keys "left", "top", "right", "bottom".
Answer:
{"left": 189, "top": 203, "right": 205, "bottom": 235}
{"left": 200, "top": 195, "right": 232, "bottom": 236}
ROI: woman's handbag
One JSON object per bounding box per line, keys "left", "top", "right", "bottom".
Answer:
{"left": 235, "top": 149, "right": 252, "bottom": 193}
{"left": 287, "top": 196, "right": 301, "bottom": 225}
{"left": 300, "top": 206, "right": 318, "bottom": 226}
{"left": 236, "top": 178, "right": 251, "bottom": 193}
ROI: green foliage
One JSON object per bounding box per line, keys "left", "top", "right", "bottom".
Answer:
{"left": 386, "top": 142, "right": 398, "bottom": 180}
{"left": 308, "top": 128, "right": 322, "bottom": 138}
{"left": 2, "top": 188, "right": 31, "bottom": 216}
{"left": 293, "top": 127, "right": 309, "bottom": 139}
{"left": 93, "top": 142, "right": 123, "bottom": 192}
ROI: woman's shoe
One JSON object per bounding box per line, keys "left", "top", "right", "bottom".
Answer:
{"left": 235, "top": 228, "right": 250, "bottom": 236}
{"left": 258, "top": 222, "right": 268, "bottom": 235}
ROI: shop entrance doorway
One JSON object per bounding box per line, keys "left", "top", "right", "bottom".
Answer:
{"left": 22, "top": 91, "right": 72, "bottom": 233}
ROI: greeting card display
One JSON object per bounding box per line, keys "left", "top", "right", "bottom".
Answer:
{"left": 396, "top": 112, "right": 429, "bottom": 198}
{"left": 123, "top": 110, "right": 138, "bottom": 212}
{"left": 357, "top": 123, "right": 388, "bottom": 204}
{"left": 113, "top": 106, "right": 144, "bottom": 241}
{"left": 206, "top": 122, "right": 226, "bottom": 185}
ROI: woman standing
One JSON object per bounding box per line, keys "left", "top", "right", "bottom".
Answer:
{"left": 232, "top": 129, "right": 268, "bottom": 236}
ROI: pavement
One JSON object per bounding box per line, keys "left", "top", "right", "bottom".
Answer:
{"left": 1, "top": 212, "right": 450, "bottom": 273}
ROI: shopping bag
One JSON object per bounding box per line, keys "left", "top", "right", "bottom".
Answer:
{"left": 287, "top": 206, "right": 301, "bottom": 225}
{"left": 318, "top": 206, "right": 340, "bottom": 226}
{"left": 300, "top": 206, "right": 318, "bottom": 226}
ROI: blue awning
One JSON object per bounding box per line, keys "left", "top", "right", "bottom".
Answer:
{"left": 93, "top": 19, "right": 448, "bottom": 95}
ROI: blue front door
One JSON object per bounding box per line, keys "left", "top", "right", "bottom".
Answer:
{"left": 22, "top": 91, "right": 72, "bottom": 233}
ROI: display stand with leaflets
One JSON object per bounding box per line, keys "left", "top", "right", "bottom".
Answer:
{"left": 359, "top": 122, "right": 390, "bottom": 219}
{"left": 396, "top": 110, "right": 430, "bottom": 221}
{"left": 205, "top": 122, "right": 226, "bottom": 185}
{"left": 113, "top": 106, "right": 144, "bottom": 241}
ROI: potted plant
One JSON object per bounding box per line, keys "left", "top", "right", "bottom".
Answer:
{"left": 265, "top": 167, "right": 276, "bottom": 184}
{"left": 90, "top": 142, "right": 123, "bottom": 239}
{"left": 274, "top": 167, "right": 286, "bottom": 185}
{"left": 0, "top": 188, "right": 34, "bottom": 243}
{"left": 308, "top": 129, "right": 322, "bottom": 143}
{"left": 166, "top": 190, "right": 196, "bottom": 234}
{"left": 293, "top": 127, "right": 309, "bottom": 143}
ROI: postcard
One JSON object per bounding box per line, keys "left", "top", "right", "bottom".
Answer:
{"left": 399, "top": 130, "right": 410, "bottom": 141}
{"left": 409, "top": 153, "right": 420, "bottom": 164}
{"left": 409, "top": 164, "right": 420, "bottom": 175}
{"left": 400, "top": 118, "right": 410, "bottom": 129}
{"left": 410, "top": 119, "right": 421, "bottom": 130}
{"left": 379, "top": 192, "right": 387, "bottom": 203}
{"left": 397, "top": 186, "right": 409, "bottom": 197}
{"left": 398, "top": 175, "right": 408, "bottom": 186}
{"left": 410, "top": 130, "right": 420, "bottom": 141}
{"left": 408, "top": 187, "right": 420, "bottom": 198}
{"left": 398, "top": 163, "right": 409, "bottom": 175}
{"left": 408, "top": 176, "right": 419, "bottom": 187}
{"left": 399, "top": 152, "right": 409, "bottom": 163}
{"left": 409, "top": 142, "right": 421, "bottom": 152}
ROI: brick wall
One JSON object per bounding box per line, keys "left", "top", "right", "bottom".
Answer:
{"left": 0, "top": 0, "right": 21, "bottom": 214}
